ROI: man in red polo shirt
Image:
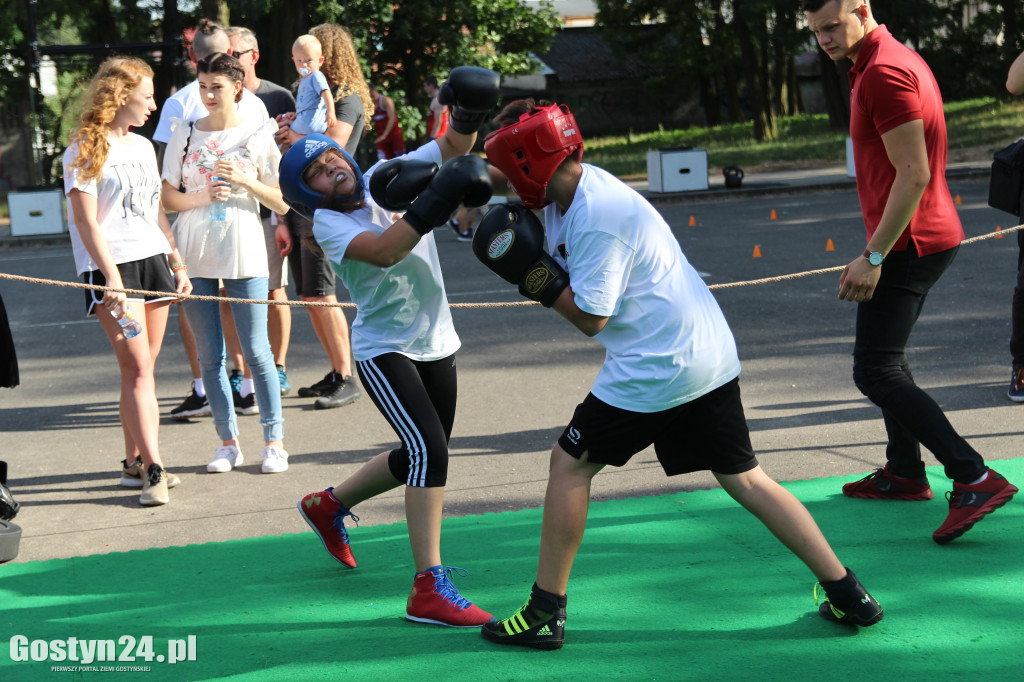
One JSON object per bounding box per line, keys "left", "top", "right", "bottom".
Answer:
{"left": 803, "top": 0, "right": 1017, "bottom": 543}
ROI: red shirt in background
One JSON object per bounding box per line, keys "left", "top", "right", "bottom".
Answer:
{"left": 427, "top": 107, "right": 449, "bottom": 140}
{"left": 848, "top": 25, "right": 963, "bottom": 256}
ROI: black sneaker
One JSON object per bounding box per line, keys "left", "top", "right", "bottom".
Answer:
{"left": 229, "top": 369, "right": 258, "bottom": 415}
{"left": 1009, "top": 366, "right": 1024, "bottom": 402}
{"left": 481, "top": 585, "right": 566, "bottom": 650}
{"left": 234, "top": 391, "right": 259, "bottom": 415}
{"left": 169, "top": 382, "right": 211, "bottom": 420}
{"left": 314, "top": 375, "right": 362, "bottom": 410}
{"left": 814, "top": 567, "right": 883, "bottom": 627}
{"left": 0, "top": 460, "right": 19, "bottom": 521}
{"left": 298, "top": 370, "right": 340, "bottom": 398}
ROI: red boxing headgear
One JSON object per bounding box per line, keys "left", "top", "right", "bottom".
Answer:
{"left": 484, "top": 103, "right": 583, "bottom": 209}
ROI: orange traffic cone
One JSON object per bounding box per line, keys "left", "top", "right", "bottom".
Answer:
{"left": 769, "top": 209, "right": 778, "bottom": 220}
{"left": 996, "top": 226, "right": 1004, "bottom": 238}
{"left": 955, "top": 194, "right": 962, "bottom": 205}
{"left": 826, "top": 238, "right": 835, "bottom": 251}
{"left": 688, "top": 215, "right": 696, "bottom": 226}
{"left": 752, "top": 245, "right": 762, "bottom": 258}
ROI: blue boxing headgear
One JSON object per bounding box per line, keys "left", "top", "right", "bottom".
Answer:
{"left": 279, "top": 133, "right": 364, "bottom": 219}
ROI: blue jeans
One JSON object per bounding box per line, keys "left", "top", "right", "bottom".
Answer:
{"left": 851, "top": 244, "right": 985, "bottom": 483}
{"left": 184, "top": 277, "right": 283, "bottom": 443}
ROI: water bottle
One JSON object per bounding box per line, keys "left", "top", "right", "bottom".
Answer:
{"left": 209, "top": 175, "right": 229, "bottom": 224}
{"left": 111, "top": 305, "right": 143, "bottom": 339}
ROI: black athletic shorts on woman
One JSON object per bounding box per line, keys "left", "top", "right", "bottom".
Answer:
{"left": 356, "top": 352, "right": 458, "bottom": 488}
{"left": 557, "top": 377, "right": 759, "bottom": 476}
{"left": 82, "top": 253, "right": 176, "bottom": 316}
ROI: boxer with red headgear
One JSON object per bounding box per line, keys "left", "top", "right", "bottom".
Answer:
{"left": 483, "top": 103, "right": 582, "bottom": 209}
{"left": 476, "top": 99, "right": 883, "bottom": 650}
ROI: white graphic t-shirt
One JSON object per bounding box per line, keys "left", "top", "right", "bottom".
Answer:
{"left": 63, "top": 133, "right": 171, "bottom": 275}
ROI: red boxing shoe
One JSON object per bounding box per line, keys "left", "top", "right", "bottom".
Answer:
{"left": 297, "top": 488, "right": 358, "bottom": 568}
{"left": 406, "top": 566, "right": 494, "bottom": 627}
{"left": 933, "top": 470, "right": 1018, "bottom": 544}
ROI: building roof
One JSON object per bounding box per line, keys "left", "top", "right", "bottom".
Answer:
{"left": 539, "top": 26, "right": 663, "bottom": 83}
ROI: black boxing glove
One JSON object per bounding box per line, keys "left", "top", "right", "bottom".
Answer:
{"left": 438, "top": 66, "right": 501, "bottom": 135}
{"left": 472, "top": 204, "right": 569, "bottom": 307}
{"left": 403, "top": 155, "right": 493, "bottom": 235}
{"left": 369, "top": 158, "right": 438, "bottom": 211}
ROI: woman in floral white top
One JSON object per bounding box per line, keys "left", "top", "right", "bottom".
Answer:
{"left": 161, "top": 52, "right": 292, "bottom": 474}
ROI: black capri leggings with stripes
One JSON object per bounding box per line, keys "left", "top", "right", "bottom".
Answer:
{"left": 356, "top": 352, "right": 458, "bottom": 488}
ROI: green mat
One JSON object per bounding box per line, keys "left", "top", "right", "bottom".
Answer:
{"left": 3, "top": 460, "right": 1022, "bottom": 681}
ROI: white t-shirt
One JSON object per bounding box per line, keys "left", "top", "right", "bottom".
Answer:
{"left": 544, "top": 164, "right": 741, "bottom": 412}
{"left": 312, "top": 141, "right": 460, "bottom": 363}
{"left": 161, "top": 118, "right": 281, "bottom": 279}
{"left": 152, "top": 80, "right": 270, "bottom": 144}
{"left": 63, "top": 133, "right": 171, "bottom": 275}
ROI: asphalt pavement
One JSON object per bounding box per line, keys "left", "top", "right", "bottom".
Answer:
{"left": 2, "top": 160, "right": 1021, "bottom": 564}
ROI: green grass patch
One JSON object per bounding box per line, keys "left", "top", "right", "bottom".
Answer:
{"left": 584, "top": 97, "right": 1024, "bottom": 177}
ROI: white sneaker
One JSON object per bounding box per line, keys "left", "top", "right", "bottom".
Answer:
{"left": 260, "top": 446, "right": 289, "bottom": 473}
{"left": 207, "top": 445, "right": 243, "bottom": 473}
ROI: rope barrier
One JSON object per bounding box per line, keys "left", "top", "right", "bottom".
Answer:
{"left": 1, "top": 224, "right": 1021, "bottom": 308}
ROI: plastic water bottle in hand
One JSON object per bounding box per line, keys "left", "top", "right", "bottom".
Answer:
{"left": 210, "top": 175, "right": 229, "bottom": 224}
{"left": 111, "top": 305, "right": 142, "bottom": 339}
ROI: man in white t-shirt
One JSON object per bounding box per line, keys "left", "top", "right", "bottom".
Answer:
{"left": 154, "top": 18, "right": 271, "bottom": 420}
{"left": 473, "top": 101, "right": 884, "bottom": 650}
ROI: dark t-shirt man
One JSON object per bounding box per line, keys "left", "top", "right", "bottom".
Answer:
{"left": 255, "top": 79, "right": 296, "bottom": 120}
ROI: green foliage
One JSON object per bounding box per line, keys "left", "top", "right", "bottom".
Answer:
{"left": 918, "top": 6, "right": 1005, "bottom": 100}
{"left": 308, "top": 0, "right": 561, "bottom": 141}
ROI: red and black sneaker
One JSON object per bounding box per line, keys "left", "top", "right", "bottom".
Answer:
{"left": 406, "top": 566, "right": 493, "bottom": 627}
{"left": 933, "top": 470, "right": 1018, "bottom": 544}
{"left": 297, "top": 488, "right": 358, "bottom": 568}
{"left": 842, "top": 464, "right": 934, "bottom": 501}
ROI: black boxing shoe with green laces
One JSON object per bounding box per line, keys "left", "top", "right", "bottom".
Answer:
{"left": 481, "top": 584, "right": 567, "bottom": 650}
{"left": 814, "top": 567, "right": 884, "bottom": 627}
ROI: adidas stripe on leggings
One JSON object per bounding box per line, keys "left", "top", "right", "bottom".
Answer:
{"left": 356, "top": 352, "right": 458, "bottom": 488}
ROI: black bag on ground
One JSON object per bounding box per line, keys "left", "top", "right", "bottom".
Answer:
{"left": 988, "top": 137, "right": 1024, "bottom": 216}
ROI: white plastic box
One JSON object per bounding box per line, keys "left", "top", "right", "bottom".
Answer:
{"left": 846, "top": 137, "right": 856, "bottom": 178}
{"left": 647, "top": 148, "right": 709, "bottom": 192}
{"left": 9, "top": 187, "right": 67, "bottom": 236}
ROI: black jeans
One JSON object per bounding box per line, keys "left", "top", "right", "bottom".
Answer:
{"left": 851, "top": 244, "right": 986, "bottom": 483}
{"left": 1010, "top": 229, "right": 1024, "bottom": 366}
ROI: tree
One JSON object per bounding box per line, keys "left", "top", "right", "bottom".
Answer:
{"left": 732, "top": 1, "right": 776, "bottom": 141}
{"left": 248, "top": 0, "right": 561, "bottom": 142}
{"left": 596, "top": 0, "right": 808, "bottom": 141}
{"left": 595, "top": 0, "right": 736, "bottom": 128}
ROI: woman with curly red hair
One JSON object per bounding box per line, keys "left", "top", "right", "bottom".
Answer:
{"left": 63, "top": 56, "right": 192, "bottom": 506}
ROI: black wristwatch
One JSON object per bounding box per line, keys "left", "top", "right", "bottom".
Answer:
{"left": 862, "top": 249, "right": 884, "bottom": 266}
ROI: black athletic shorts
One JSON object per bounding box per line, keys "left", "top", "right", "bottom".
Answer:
{"left": 82, "top": 253, "right": 176, "bottom": 316}
{"left": 557, "top": 377, "right": 759, "bottom": 476}
{"left": 286, "top": 211, "right": 336, "bottom": 298}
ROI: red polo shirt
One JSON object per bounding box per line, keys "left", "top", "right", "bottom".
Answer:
{"left": 848, "top": 25, "right": 963, "bottom": 255}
